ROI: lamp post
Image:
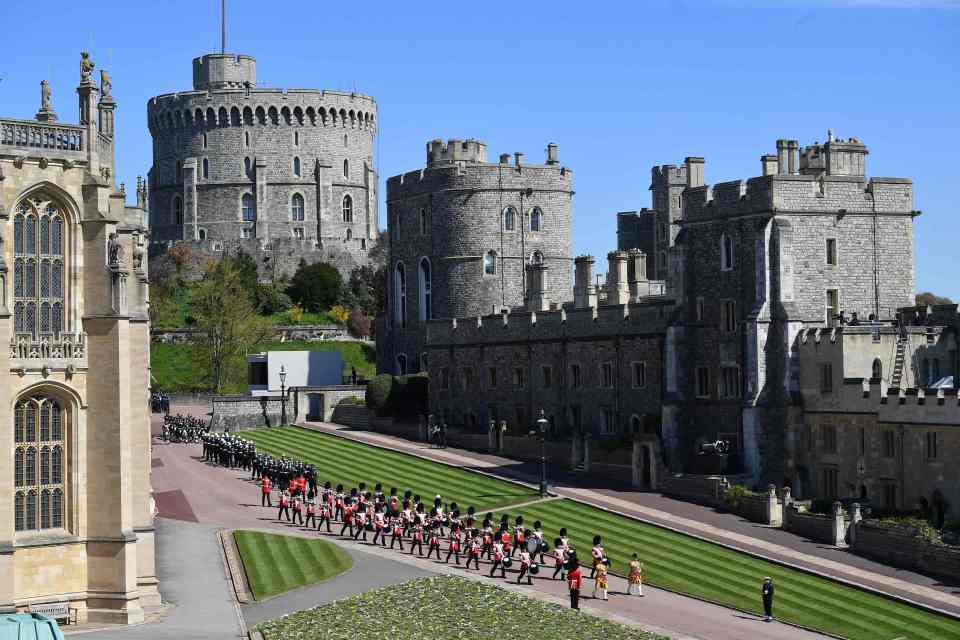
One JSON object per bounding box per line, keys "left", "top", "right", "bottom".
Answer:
{"left": 279, "top": 365, "right": 288, "bottom": 426}
{"left": 530, "top": 409, "right": 550, "bottom": 497}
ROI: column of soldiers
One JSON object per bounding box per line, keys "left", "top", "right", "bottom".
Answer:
{"left": 197, "top": 435, "right": 648, "bottom": 609}
{"left": 161, "top": 414, "right": 207, "bottom": 443}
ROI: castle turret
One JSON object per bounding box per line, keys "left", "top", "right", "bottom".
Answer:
{"left": 192, "top": 53, "right": 256, "bottom": 90}
{"left": 574, "top": 255, "right": 597, "bottom": 309}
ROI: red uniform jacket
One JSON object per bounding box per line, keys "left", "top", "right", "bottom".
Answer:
{"left": 567, "top": 568, "right": 583, "bottom": 590}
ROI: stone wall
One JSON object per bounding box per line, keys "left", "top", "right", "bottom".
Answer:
{"left": 851, "top": 521, "right": 960, "bottom": 581}
{"left": 660, "top": 474, "right": 730, "bottom": 507}
{"left": 782, "top": 503, "right": 848, "bottom": 546}
{"left": 209, "top": 395, "right": 284, "bottom": 431}
{"left": 151, "top": 325, "right": 353, "bottom": 344}
{"left": 330, "top": 404, "right": 369, "bottom": 429}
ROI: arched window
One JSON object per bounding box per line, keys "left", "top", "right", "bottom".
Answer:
{"left": 530, "top": 207, "right": 543, "bottom": 232}
{"left": 14, "top": 394, "right": 67, "bottom": 532}
{"left": 244, "top": 131, "right": 250, "bottom": 147}
{"left": 531, "top": 251, "right": 544, "bottom": 264}
{"left": 293, "top": 156, "right": 301, "bottom": 177}
{"left": 419, "top": 208, "right": 428, "bottom": 235}
{"left": 14, "top": 200, "right": 66, "bottom": 337}
{"left": 503, "top": 207, "right": 516, "bottom": 231}
{"left": 484, "top": 251, "right": 497, "bottom": 276}
{"left": 394, "top": 262, "right": 407, "bottom": 328}
{"left": 342, "top": 195, "right": 353, "bottom": 223}
{"left": 198, "top": 229, "right": 207, "bottom": 241}
{"left": 291, "top": 194, "right": 305, "bottom": 221}
{"left": 173, "top": 196, "right": 184, "bottom": 226}
{"left": 244, "top": 157, "right": 251, "bottom": 175}
{"left": 294, "top": 131, "right": 299, "bottom": 146}
{"left": 720, "top": 233, "right": 734, "bottom": 271}
{"left": 872, "top": 358, "right": 882, "bottom": 380}
{"left": 343, "top": 159, "right": 349, "bottom": 179}
{"left": 346, "top": 228, "right": 353, "bottom": 241}
{"left": 419, "top": 258, "right": 432, "bottom": 322}
{"left": 241, "top": 193, "right": 256, "bottom": 222}
{"left": 202, "top": 158, "right": 209, "bottom": 179}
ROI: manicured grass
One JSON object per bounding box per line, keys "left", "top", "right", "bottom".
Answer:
{"left": 269, "top": 309, "right": 335, "bottom": 325}
{"left": 151, "top": 340, "right": 375, "bottom": 393}
{"left": 234, "top": 530, "right": 352, "bottom": 600}
{"left": 256, "top": 576, "right": 667, "bottom": 640}
{"left": 242, "top": 426, "right": 539, "bottom": 512}
{"left": 243, "top": 428, "right": 960, "bottom": 640}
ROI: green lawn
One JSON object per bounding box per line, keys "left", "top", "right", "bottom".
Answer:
{"left": 269, "top": 309, "right": 336, "bottom": 326}
{"left": 151, "top": 340, "right": 375, "bottom": 393}
{"left": 256, "top": 576, "right": 667, "bottom": 640}
{"left": 242, "top": 426, "right": 538, "bottom": 512}
{"left": 241, "top": 428, "right": 960, "bottom": 640}
{"left": 234, "top": 530, "right": 352, "bottom": 600}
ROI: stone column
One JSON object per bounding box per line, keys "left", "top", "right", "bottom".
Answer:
{"left": 77, "top": 71, "right": 100, "bottom": 175}
{"left": 498, "top": 420, "right": 507, "bottom": 453}
{"left": 418, "top": 415, "right": 427, "bottom": 442}
{"left": 570, "top": 437, "right": 580, "bottom": 469}
{"left": 765, "top": 484, "right": 783, "bottom": 527}
{"left": 631, "top": 439, "right": 642, "bottom": 488}
{"left": 647, "top": 444, "right": 659, "bottom": 490}
{"left": 582, "top": 434, "right": 592, "bottom": 473}
{"left": 0, "top": 214, "right": 13, "bottom": 613}
{"left": 488, "top": 420, "right": 497, "bottom": 453}
{"left": 849, "top": 502, "right": 862, "bottom": 545}
{"left": 832, "top": 501, "right": 847, "bottom": 547}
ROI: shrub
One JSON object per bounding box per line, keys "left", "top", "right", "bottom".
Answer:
{"left": 347, "top": 310, "right": 371, "bottom": 339}
{"left": 366, "top": 374, "right": 394, "bottom": 416}
{"left": 724, "top": 484, "right": 751, "bottom": 510}
{"left": 287, "top": 304, "right": 304, "bottom": 324}
{"left": 338, "top": 396, "right": 365, "bottom": 406}
{"left": 287, "top": 261, "right": 342, "bottom": 312}
{"left": 256, "top": 282, "right": 292, "bottom": 315}
{"left": 330, "top": 304, "right": 350, "bottom": 324}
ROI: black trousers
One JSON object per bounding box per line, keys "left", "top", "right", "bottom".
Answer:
{"left": 410, "top": 539, "right": 423, "bottom": 556}
{"left": 278, "top": 506, "right": 290, "bottom": 521}
{"left": 293, "top": 510, "right": 303, "bottom": 525}
{"left": 445, "top": 547, "right": 459, "bottom": 564}
{"left": 570, "top": 588, "right": 580, "bottom": 609}
{"left": 489, "top": 560, "right": 506, "bottom": 578}
{"left": 466, "top": 554, "right": 480, "bottom": 570}
{"left": 763, "top": 597, "right": 773, "bottom": 618}
{"left": 261, "top": 493, "right": 272, "bottom": 507}
{"left": 553, "top": 563, "right": 565, "bottom": 580}
{"left": 372, "top": 528, "right": 385, "bottom": 546}
{"left": 318, "top": 516, "right": 331, "bottom": 532}
{"left": 427, "top": 543, "right": 441, "bottom": 559}
{"left": 390, "top": 533, "right": 404, "bottom": 551}
{"left": 340, "top": 522, "right": 354, "bottom": 537}
{"left": 517, "top": 565, "right": 531, "bottom": 584}
{"left": 305, "top": 514, "right": 316, "bottom": 528}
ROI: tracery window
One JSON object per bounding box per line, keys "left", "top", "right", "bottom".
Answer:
{"left": 530, "top": 207, "right": 543, "bottom": 232}
{"left": 14, "top": 200, "right": 66, "bottom": 338}
{"left": 14, "top": 395, "right": 66, "bottom": 533}
{"left": 503, "top": 207, "right": 516, "bottom": 231}
{"left": 242, "top": 193, "right": 256, "bottom": 222}
{"left": 342, "top": 195, "right": 353, "bottom": 223}
{"left": 291, "top": 194, "right": 305, "bottom": 221}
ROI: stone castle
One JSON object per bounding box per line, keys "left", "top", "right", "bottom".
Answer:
{"left": 378, "top": 131, "right": 955, "bottom": 517}
{"left": 147, "top": 52, "right": 379, "bottom": 278}
{"left": 0, "top": 54, "right": 156, "bottom": 622}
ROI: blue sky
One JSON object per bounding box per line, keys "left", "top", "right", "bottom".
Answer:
{"left": 2, "top": 1, "right": 958, "bottom": 298}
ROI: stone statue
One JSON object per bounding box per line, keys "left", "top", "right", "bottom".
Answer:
{"left": 41, "top": 80, "right": 52, "bottom": 111}
{"left": 80, "top": 51, "right": 95, "bottom": 83}
{"left": 108, "top": 233, "right": 125, "bottom": 268}
{"left": 100, "top": 69, "right": 112, "bottom": 99}
{"left": 132, "top": 234, "right": 145, "bottom": 271}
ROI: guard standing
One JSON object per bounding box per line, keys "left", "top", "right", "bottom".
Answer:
{"left": 567, "top": 555, "right": 582, "bottom": 610}
{"left": 762, "top": 577, "right": 775, "bottom": 621}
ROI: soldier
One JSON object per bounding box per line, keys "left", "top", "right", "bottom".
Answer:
{"left": 389, "top": 514, "right": 405, "bottom": 551}
{"left": 304, "top": 498, "right": 317, "bottom": 529}
{"left": 466, "top": 531, "right": 482, "bottom": 570}
{"left": 628, "top": 553, "right": 643, "bottom": 596}
{"left": 593, "top": 560, "right": 609, "bottom": 601}
{"left": 260, "top": 475, "right": 272, "bottom": 507}
{"left": 590, "top": 535, "right": 605, "bottom": 579}
{"left": 426, "top": 523, "right": 443, "bottom": 560}
{"left": 277, "top": 490, "right": 291, "bottom": 522}
{"left": 444, "top": 524, "right": 461, "bottom": 565}
{"left": 567, "top": 554, "right": 583, "bottom": 610}
{"left": 489, "top": 539, "right": 506, "bottom": 578}
{"left": 552, "top": 537, "right": 567, "bottom": 581}
{"left": 762, "top": 577, "right": 775, "bottom": 622}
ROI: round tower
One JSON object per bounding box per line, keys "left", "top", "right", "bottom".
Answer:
{"left": 380, "top": 139, "right": 574, "bottom": 373}
{"left": 146, "top": 52, "right": 378, "bottom": 278}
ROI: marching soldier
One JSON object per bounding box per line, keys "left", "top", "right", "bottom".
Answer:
{"left": 567, "top": 554, "right": 583, "bottom": 610}
{"left": 628, "top": 554, "right": 643, "bottom": 596}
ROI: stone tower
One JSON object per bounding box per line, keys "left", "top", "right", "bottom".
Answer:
{"left": 146, "top": 52, "right": 379, "bottom": 278}
{"left": 379, "top": 139, "right": 574, "bottom": 374}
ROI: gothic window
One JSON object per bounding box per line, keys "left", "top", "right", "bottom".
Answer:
{"left": 530, "top": 207, "right": 543, "bottom": 232}
{"left": 720, "top": 233, "right": 734, "bottom": 271}
{"left": 244, "top": 157, "right": 251, "bottom": 175}
{"left": 343, "top": 159, "right": 349, "bottom": 179}
{"left": 872, "top": 358, "right": 882, "bottom": 380}
{"left": 291, "top": 194, "right": 305, "bottom": 221}
{"left": 202, "top": 158, "right": 209, "bottom": 179}
{"left": 13, "top": 200, "right": 66, "bottom": 337}
{"left": 419, "top": 208, "right": 428, "bottom": 235}
{"left": 394, "top": 262, "right": 407, "bottom": 328}
{"left": 484, "top": 251, "right": 497, "bottom": 276}
{"left": 342, "top": 195, "right": 353, "bottom": 223}
{"left": 503, "top": 207, "right": 516, "bottom": 231}
{"left": 13, "top": 395, "right": 66, "bottom": 533}
{"left": 293, "top": 156, "right": 301, "bottom": 177}
{"left": 418, "top": 258, "right": 432, "bottom": 322}
{"left": 530, "top": 251, "right": 544, "bottom": 264}
{"left": 294, "top": 131, "right": 300, "bottom": 146}
{"left": 242, "top": 193, "right": 256, "bottom": 222}
{"left": 346, "top": 228, "right": 353, "bottom": 241}
{"left": 173, "top": 196, "right": 184, "bottom": 226}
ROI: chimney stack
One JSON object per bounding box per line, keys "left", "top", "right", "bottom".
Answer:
{"left": 761, "top": 154, "right": 778, "bottom": 177}
{"left": 627, "top": 248, "right": 647, "bottom": 301}
{"left": 574, "top": 255, "right": 597, "bottom": 309}
{"left": 787, "top": 140, "right": 799, "bottom": 175}
{"left": 545, "top": 143, "right": 559, "bottom": 165}
{"left": 606, "top": 251, "right": 630, "bottom": 306}
{"left": 684, "top": 157, "right": 705, "bottom": 188}
{"left": 776, "top": 139, "right": 788, "bottom": 175}
{"left": 499, "top": 153, "right": 510, "bottom": 165}
{"left": 514, "top": 152, "right": 524, "bottom": 167}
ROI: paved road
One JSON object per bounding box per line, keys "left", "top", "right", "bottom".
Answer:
{"left": 301, "top": 420, "right": 960, "bottom": 616}
{"left": 126, "top": 407, "right": 825, "bottom": 640}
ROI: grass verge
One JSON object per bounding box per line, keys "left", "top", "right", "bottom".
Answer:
{"left": 256, "top": 576, "right": 667, "bottom": 640}
{"left": 242, "top": 426, "right": 539, "bottom": 512}
{"left": 150, "top": 340, "right": 375, "bottom": 393}
{"left": 233, "top": 530, "right": 352, "bottom": 600}
{"left": 243, "top": 428, "right": 960, "bottom": 640}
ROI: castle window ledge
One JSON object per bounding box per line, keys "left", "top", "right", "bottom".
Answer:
{"left": 1, "top": 117, "right": 86, "bottom": 161}
{"left": 13, "top": 530, "right": 80, "bottom": 549}
{"left": 10, "top": 332, "right": 87, "bottom": 363}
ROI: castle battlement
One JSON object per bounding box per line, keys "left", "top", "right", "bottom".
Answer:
{"left": 426, "top": 138, "right": 487, "bottom": 166}
{"left": 651, "top": 163, "right": 687, "bottom": 188}
{"left": 426, "top": 297, "right": 676, "bottom": 347}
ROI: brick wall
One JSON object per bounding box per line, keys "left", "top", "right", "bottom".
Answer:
{"left": 209, "top": 395, "right": 284, "bottom": 430}
{"left": 852, "top": 521, "right": 960, "bottom": 580}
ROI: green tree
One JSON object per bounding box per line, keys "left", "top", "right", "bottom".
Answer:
{"left": 287, "top": 261, "right": 342, "bottom": 312}
{"left": 916, "top": 292, "right": 954, "bottom": 307}
{"left": 190, "top": 259, "right": 274, "bottom": 393}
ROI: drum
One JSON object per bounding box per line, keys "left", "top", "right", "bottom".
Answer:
{"left": 502, "top": 557, "right": 513, "bottom": 568}
{"left": 529, "top": 563, "right": 539, "bottom": 575}
{"left": 540, "top": 540, "right": 550, "bottom": 553}
{"left": 525, "top": 538, "right": 541, "bottom": 554}
{"left": 603, "top": 556, "right": 612, "bottom": 566}
{"left": 365, "top": 522, "right": 374, "bottom": 532}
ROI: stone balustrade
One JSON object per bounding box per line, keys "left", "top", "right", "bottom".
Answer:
{"left": 10, "top": 332, "right": 86, "bottom": 361}
{"left": 0, "top": 118, "right": 85, "bottom": 156}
